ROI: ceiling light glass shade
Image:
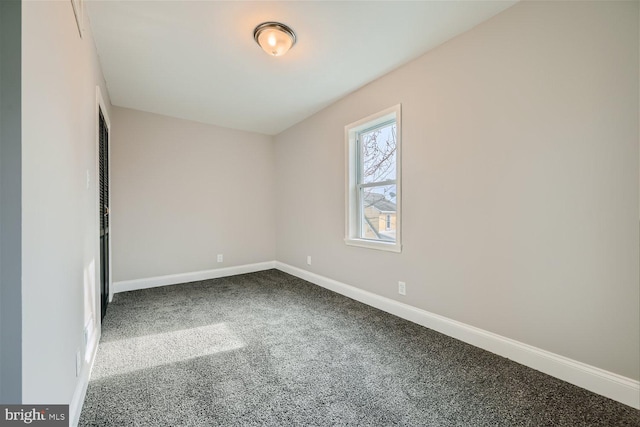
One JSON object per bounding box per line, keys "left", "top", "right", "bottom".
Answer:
{"left": 253, "top": 22, "right": 296, "bottom": 57}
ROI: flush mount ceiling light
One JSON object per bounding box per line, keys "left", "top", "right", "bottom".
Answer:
{"left": 253, "top": 22, "right": 296, "bottom": 57}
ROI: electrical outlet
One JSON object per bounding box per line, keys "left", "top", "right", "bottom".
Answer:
{"left": 307, "top": 256, "right": 312, "bottom": 265}
{"left": 75, "top": 349, "right": 81, "bottom": 377}
{"left": 217, "top": 254, "right": 223, "bottom": 263}
{"left": 398, "top": 281, "right": 406, "bottom": 296}
{"left": 83, "top": 318, "right": 91, "bottom": 349}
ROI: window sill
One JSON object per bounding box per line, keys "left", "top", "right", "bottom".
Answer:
{"left": 344, "top": 238, "right": 402, "bottom": 253}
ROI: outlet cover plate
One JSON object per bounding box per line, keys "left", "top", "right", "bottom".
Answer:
{"left": 75, "top": 350, "right": 81, "bottom": 377}
{"left": 398, "top": 281, "right": 406, "bottom": 295}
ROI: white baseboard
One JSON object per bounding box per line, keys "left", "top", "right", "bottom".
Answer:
{"left": 274, "top": 261, "right": 640, "bottom": 409}
{"left": 102, "top": 260, "right": 640, "bottom": 409}
{"left": 69, "top": 328, "right": 101, "bottom": 427}
{"left": 113, "top": 261, "right": 276, "bottom": 294}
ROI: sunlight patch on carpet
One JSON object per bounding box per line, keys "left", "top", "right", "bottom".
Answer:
{"left": 91, "top": 323, "right": 244, "bottom": 380}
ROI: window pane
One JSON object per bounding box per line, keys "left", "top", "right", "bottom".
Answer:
{"left": 360, "top": 122, "right": 396, "bottom": 184}
{"left": 360, "top": 185, "right": 397, "bottom": 242}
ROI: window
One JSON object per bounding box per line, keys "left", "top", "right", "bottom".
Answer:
{"left": 345, "top": 105, "right": 401, "bottom": 252}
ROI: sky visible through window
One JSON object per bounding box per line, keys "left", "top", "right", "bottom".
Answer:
{"left": 360, "top": 121, "right": 397, "bottom": 241}
{"left": 361, "top": 122, "right": 397, "bottom": 203}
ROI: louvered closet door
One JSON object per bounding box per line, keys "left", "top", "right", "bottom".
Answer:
{"left": 99, "top": 109, "right": 110, "bottom": 321}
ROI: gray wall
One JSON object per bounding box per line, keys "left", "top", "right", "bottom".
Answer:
{"left": 111, "top": 107, "right": 276, "bottom": 282}
{"left": 274, "top": 1, "right": 639, "bottom": 380}
{"left": 21, "top": 0, "right": 112, "bottom": 405}
{"left": 0, "top": 0, "right": 22, "bottom": 404}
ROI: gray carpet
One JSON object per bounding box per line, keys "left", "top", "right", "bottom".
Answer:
{"left": 79, "top": 269, "right": 639, "bottom": 426}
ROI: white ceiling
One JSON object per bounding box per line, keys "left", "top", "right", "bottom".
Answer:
{"left": 86, "top": 1, "right": 516, "bottom": 135}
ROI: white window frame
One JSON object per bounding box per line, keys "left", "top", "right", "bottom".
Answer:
{"left": 345, "top": 104, "right": 402, "bottom": 253}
